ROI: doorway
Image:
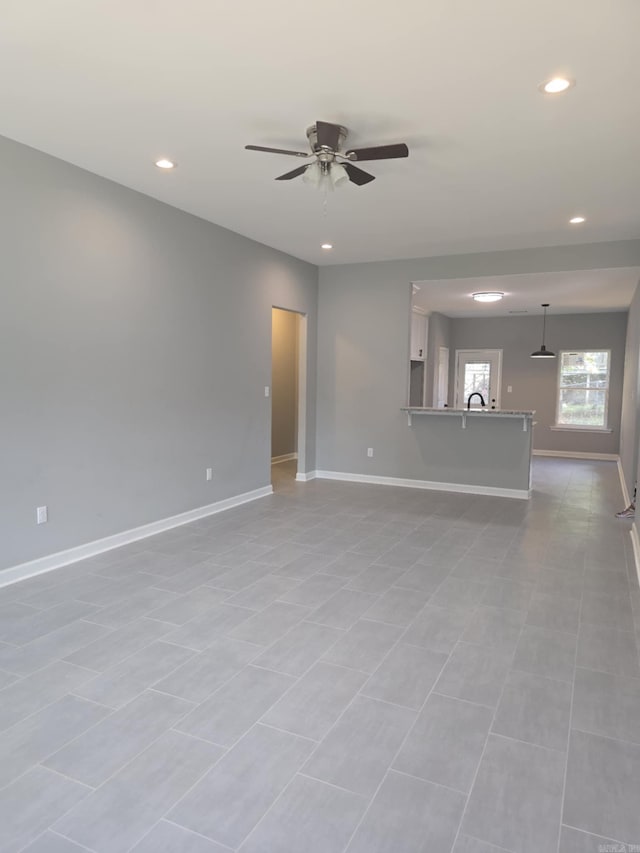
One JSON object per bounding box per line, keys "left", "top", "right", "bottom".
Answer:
{"left": 271, "top": 307, "right": 306, "bottom": 489}
{"left": 455, "top": 349, "right": 502, "bottom": 409}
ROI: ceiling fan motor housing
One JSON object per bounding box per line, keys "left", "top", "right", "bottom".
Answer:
{"left": 306, "top": 124, "right": 348, "bottom": 159}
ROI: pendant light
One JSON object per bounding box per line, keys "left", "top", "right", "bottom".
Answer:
{"left": 531, "top": 303, "right": 556, "bottom": 358}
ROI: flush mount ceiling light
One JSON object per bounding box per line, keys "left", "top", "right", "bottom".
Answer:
{"left": 531, "top": 303, "right": 556, "bottom": 358}
{"left": 472, "top": 292, "right": 504, "bottom": 303}
{"left": 569, "top": 216, "right": 586, "bottom": 224}
{"left": 321, "top": 243, "right": 333, "bottom": 250}
{"left": 539, "top": 77, "right": 574, "bottom": 94}
{"left": 155, "top": 158, "right": 176, "bottom": 170}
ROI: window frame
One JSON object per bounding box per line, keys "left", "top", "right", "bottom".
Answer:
{"left": 555, "top": 349, "right": 611, "bottom": 431}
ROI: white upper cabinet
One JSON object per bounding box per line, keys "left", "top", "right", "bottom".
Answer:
{"left": 410, "top": 310, "right": 427, "bottom": 361}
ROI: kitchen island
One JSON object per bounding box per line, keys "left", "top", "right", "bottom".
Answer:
{"left": 399, "top": 407, "right": 535, "bottom": 499}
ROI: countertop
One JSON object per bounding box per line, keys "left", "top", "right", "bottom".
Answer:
{"left": 401, "top": 407, "right": 535, "bottom": 416}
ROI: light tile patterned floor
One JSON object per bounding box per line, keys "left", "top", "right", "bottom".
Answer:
{"left": 0, "top": 458, "right": 639, "bottom": 852}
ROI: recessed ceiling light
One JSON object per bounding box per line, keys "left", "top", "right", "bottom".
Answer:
{"left": 321, "top": 243, "right": 333, "bottom": 250}
{"left": 539, "top": 77, "right": 574, "bottom": 94}
{"left": 155, "top": 158, "right": 176, "bottom": 170}
{"left": 569, "top": 216, "right": 586, "bottom": 224}
{"left": 472, "top": 292, "right": 504, "bottom": 303}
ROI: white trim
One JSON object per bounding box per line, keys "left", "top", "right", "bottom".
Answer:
{"left": 532, "top": 449, "right": 619, "bottom": 461}
{"left": 295, "top": 471, "right": 316, "bottom": 482}
{"left": 630, "top": 523, "right": 640, "bottom": 589}
{"left": 550, "top": 425, "right": 612, "bottom": 434}
{"left": 618, "top": 457, "right": 631, "bottom": 508}
{"left": 271, "top": 453, "right": 298, "bottom": 465}
{"left": 555, "top": 348, "right": 611, "bottom": 432}
{"left": 314, "top": 470, "right": 530, "bottom": 500}
{"left": 0, "top": 485, "right": 273, "bottom": 590}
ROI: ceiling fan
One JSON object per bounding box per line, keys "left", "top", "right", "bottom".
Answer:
{"left": 245, "top": 120, "right": 409, "bottom": 187}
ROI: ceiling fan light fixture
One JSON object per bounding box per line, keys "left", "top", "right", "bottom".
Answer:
{"left": 329, "top": 162, "right": 349, "bottom": 189}
{"left": 472, "top": 292, "right": 504, "bottom": 303}
{"left": 531, "top": 303, "right": 556, "bottom": 359}
{"left": 302, "top": 162, "right": 321, "bottom": 187}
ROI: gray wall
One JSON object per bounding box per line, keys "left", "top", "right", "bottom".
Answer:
{"left": 425, "top": 312, "right": 452, "bottom": 407}
{"left": 317, "top": 241, "right": 640, "bottom": 488}
{"left": 0, "top": 136, "right": 318, "bottom": 571}
{"left": 620, "top": 282, "right": 640, "bottom": 496}
{"left": 449, "top": 313, "right": 627, "bottom": 455}
{"left": 408, "top": 362, "right": 424, "bottom": 408}
{"left": 271, "top": 308, "right": 298, "bottom": 459}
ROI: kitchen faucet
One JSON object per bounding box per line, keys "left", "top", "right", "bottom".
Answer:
{"left": 467, "top": 392, "right": 486, "bottom": 409}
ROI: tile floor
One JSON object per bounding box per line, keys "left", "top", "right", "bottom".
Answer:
{"left": 0, "top": 458, "right": 639, "bottom": 852}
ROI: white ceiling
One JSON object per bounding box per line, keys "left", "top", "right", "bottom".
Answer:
{"left": 412, "top": 268, "right": 640, "bottom": 317}
{"left": 1, "top": 1, "right": 639, "bottom": 266}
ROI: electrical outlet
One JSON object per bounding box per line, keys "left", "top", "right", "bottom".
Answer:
{"left": 264, "top": 386, "right": 270, "bottom": 397}
{"left": 367, "top": 447, "right": 374, "bottom": 458}
{"left": 507, "top": 385, "right": 513, "bottom": 393}
{"left": 206, "top": 468, "right": 213, "bottom": 481}
{"left": 36, "top": 506, "right": 48, "bottom": 524}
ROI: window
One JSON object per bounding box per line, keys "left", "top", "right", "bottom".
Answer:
{"left": 556, "top": 350, "right": 610, "bottom": 428}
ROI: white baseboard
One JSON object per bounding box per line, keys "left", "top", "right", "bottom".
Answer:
{"left": 271, "top": 453, "right": 298, "bottom": 465}
{"left": 630, "top": 523, "right": 640, "bottom": 589}
{"left": 0, "top": 485, "right": 273, "bottom": 590}
{"left": 532, "top": 450, "right": 619, "bottom": 461}
{"left": 314, "top": 470, "right": 531, "bottom": 500}
{"left": 295, "top": 471, "right": 316, "bottom": 482}
{"left": 618, "top": 458, "right": 631, "bottom": 508}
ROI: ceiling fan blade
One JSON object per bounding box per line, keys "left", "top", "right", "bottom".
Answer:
{"left": 245, "top": 145, "right": 309, "bottom": 158}
{"left": 346, "top": 143, "right": 409, "bottom": 161}
{"left": 275, "top": 165, "right": 308, "bottom": 181}
{"left": 344, "top": 164, "right": 376, "bottom": 186}
{"left": 315, "top": 121, "right": 341, "bottom": 150}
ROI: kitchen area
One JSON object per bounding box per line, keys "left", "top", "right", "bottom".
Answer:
{"left": 404, "top": 271, "right": 631, "bottom": 498}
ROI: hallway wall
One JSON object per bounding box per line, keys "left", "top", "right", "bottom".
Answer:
{"left": 0, "top": 135, "right": 318, "bottom": 572}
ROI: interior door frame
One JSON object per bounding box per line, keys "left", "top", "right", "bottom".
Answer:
{"left": 454, "top": 348, "right": 503, "bottom": 409}
{"left": 434, "top": 346, "right": 450, "bottom": 407}
{"left": 271, "top": 306, "right": 308, "bottom": 480}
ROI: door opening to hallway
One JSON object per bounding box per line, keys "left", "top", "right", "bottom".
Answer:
{"left": 271, "top": 307, "right": 303, "bottom": 490}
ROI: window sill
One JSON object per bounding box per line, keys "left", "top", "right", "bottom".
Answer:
{"left": 550, "top": 425, "right": 612, "bottom": 434}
